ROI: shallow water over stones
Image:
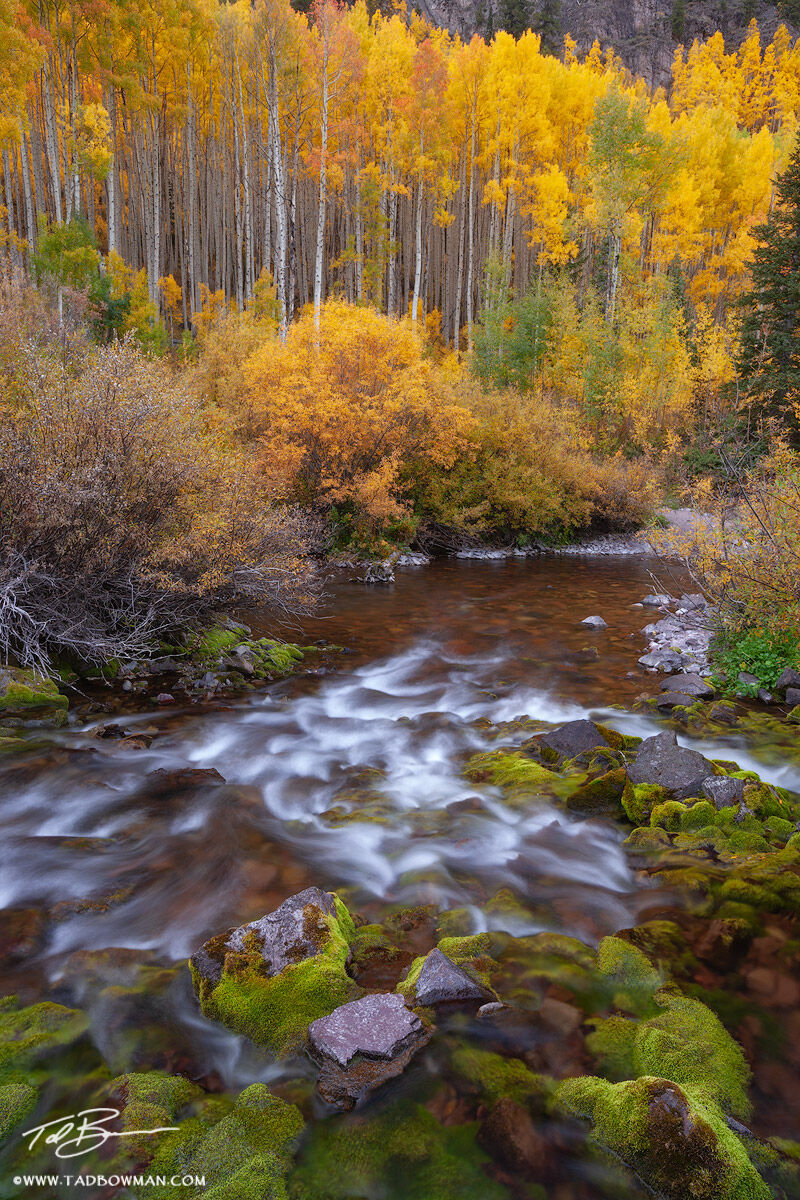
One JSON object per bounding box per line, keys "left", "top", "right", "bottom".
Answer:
{"left": 2, "top": 556, "right": 799, "bottom": 1197}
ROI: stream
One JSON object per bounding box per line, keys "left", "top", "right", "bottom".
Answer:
{"left": 1, "top": 555, "right": 798, "bottom": 1198}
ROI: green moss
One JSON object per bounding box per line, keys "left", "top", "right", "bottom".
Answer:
{"left": 449, "top": 1046, "right": 547, "bottom": 1107}
{"left": 594, "top": 722, "right": 625, "bottom": 750}
{"left": 623, "top": 826, "right": 671, "bottom": 851}
{"left": 0, "top": 1080, "right": 37, "bottom": 1140}
{"left": 191, "top": 897, "right": 359, "bottom": 1056}
{"left": 622, "top": 781, "right": 672, "bottom": 824}
{"left": 288, "top": 1101, "right": 509, "bottom": 1200}
{"left": 565, "top": 766, "right": 628, "bottom": 815}
{"left": 595, "top": 936, "right": 662, "bottom": 1015}
{"left": 0, "top": 668, "right": 68, "bottom": 713}
{"left": 463, "top": 750, "right": 559, "bottom": 802}
{"left": 348, "top": 924, "right": 404, "bottom": 972}
{"left": 435, "top": 906, "right": 476, "bottom": 938}
{"left": 194, "top": 626, "right": 242, "bottom": 661}
{"left": 110, "top": 1075, "right": 303, "bottom": 1200}
{"left": 588, "top": 988, "right": 751, "bottom": 1118}
{"left": 0, "top": 997, "right": 89, "bottom": 1077}
{"left": 556, "top": 1075, "right": 769, "bottom": 1200}
{"left": 399, "top": 933, "right": 495, "bottom": 1003}
{"left": 257, "top": 639, "right": 304, "bottom": 675}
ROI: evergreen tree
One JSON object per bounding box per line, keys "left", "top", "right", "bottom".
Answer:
{"left": 498, "top": 0, "right": 532, "bottom": 39}
{"left": 532, "top": 0, "right": 561, "bottom": 55}
{"left": 737, "top": 138, "right": 800, "bottom": 429}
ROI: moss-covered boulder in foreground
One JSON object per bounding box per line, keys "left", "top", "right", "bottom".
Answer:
{"left": 190, "top": 889, "right": 360, "bottom": 1056}
{"left": 556, "top": 1075, "right": 769, "bottom": 1200}
{"left": 110, "top": 1072, "right": 304, "bottom": 1200}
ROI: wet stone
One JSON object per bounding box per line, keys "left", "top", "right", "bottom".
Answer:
{"left": 776, "top": 667, "right": 800, "bottom": 693}
{"left": 309, "top": 993, "right": 432, "bottom": 1110}
{"left": 627, "top": 731, "right": 713, "bottom": 801}
{"left": 226, "top": 886, "right": 337, "bottom": 973}
{"left": 580, "top": 615, "right": 607, "bottom": 629}
{"left": 659, "top": 673, "right": 714, "bottom": 699}
{"left": 413, "top": 947, "right": 492, "bottom": 1006}
{"left": 701, "top": 776, "right": 745, "bottom": 809}
{"left": 539, "top": 720, "right": 610, "bottom": 761}
{"left": 642, "top": 594, "right": 672, "bottom": 607}
{"left": 309, "top": 992, "right": 422, "bottom": 1067}
{"left": 785, "top": 688, "right": 800, "bottom": 707}
{"left": 656, "top": 691, "right": 699, "bottom": 710}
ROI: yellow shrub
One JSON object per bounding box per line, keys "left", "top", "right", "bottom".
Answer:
{"left": 243, "top": 300, "right": 474, "bottom": 521}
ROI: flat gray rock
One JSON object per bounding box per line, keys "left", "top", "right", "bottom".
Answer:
{"left": 580, "top": 615, "right": 607, "bottom": 629}
{"left": 226, "top": 887, "right": 337, "bottom": 975}
{"left": 539, "top": 720, "right": 610, "bottom": 761}
{"left": 627, "top": 731, "right": 713, "bottom": 801}
{"left": 309, "top": 993, "right": 422, "bottom": 1067}
{"left": 659, "top": 673, "right": 714, "bottom": 699}
{"left": 680, "top": 593, "right": 707, "bottom": 611}
{"left": 413, "top": 947, "right": 490, "bottom": 1006}
{"left": 701, "top": 776, "right": 745, "bottom": 809}
{"left": 642, "top": 594, "right": 672, "bottom": 607}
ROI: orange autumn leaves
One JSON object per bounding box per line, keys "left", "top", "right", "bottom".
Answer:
{"left": 242, "top": 301, "right": 473, "bottom": 522}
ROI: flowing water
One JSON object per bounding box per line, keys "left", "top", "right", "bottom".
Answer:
{"left": 2, "top": 555, "right": 798, "bottom": 1197}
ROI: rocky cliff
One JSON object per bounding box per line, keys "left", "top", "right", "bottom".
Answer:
{"left": 412, "top": 0, "right": 799, "bottom": 88}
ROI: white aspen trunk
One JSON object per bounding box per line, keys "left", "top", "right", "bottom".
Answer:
{"left": 605, "top": 226, "right": 621, "bottom": 325}
{"left": 236, "top": 53, "right": 254, "bottom": 301}
{"left": 387, "top": 168, "right": 398, "bottom": 316}
{"left": 453, "top": 149, "right": 465, "bottom": 351}
{"left": 19, "top": 126, "right": 36, "bottom": 252}
{"left": 230, "top": 68, "right": 244, "bottom": 310}
{"left": 42, "top": 61, "right": 62, "bottom": 224}
{"left": 186, "top": 64, "right": 198, "bottom": 319}
{"left": 411, "top": 156, "right": 423, "bottom": 323}
{"left": 266, "top": 49, "right": 288, "bottom": 336}
{"left": 466, "top": 102, "right": 477, "bottom": 352}
{"left": 314, "top": 64, "right": 329, "bottom": 331}
{"left": 107, "top": 86, "right": 117, "bottom": 254}
{"left": 355, "top": 164, "right": 363, "bottom": 302}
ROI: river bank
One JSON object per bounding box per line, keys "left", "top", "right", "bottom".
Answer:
{"left": 1, "top": 556, "right": 799, "bottom": 1200}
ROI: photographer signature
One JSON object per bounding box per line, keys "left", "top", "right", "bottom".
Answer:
{"left": 22, "top": 1109, "right": 178, "bottom": 1160}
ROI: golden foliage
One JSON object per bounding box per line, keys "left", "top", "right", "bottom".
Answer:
{"left": 243, "top": 300, "right": 474, "bottom": 521}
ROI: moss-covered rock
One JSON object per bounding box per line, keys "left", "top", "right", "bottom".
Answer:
{"left": 110, "top": 1074, "right": 304, "bottom": 1200}
{"left": 0, "top": 995, "right": 89, "bottom": 1078}
{"left": 622, "top": 779, "right": 672, "bottom": 824}
{"left": 449, "top": 1045, "right": 548, "bottom": 1108}
{"left": 587, "top": 988, "right": 751, "bottom": 1118}
{"left": 0, "top": 1080, "right": 37, "bottom": 1140}
{"left": 556, "top": 1075, "right": 769, "bottom": 1200}
{"left": 190, "top": 892, "right": 360, "bottom": 1056}
{"left": 463, "top": 750, "right": 562, "bottom": 804}
{"left": 288, "top": 1100, "right": 509, "bottom": 1200}
{"left": 0, "top": 667, "right": 68, "bottom": 715}
{"left": 595, "top": 936, "right": 663, "bottom": 1016}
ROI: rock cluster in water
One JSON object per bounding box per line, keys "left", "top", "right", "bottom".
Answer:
{"left": 177, "top": 707, "right": 800, "bottom": 1197}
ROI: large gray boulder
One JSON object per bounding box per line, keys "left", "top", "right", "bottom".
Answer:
{"left": 539, "top": 720, "right": 610, "bottom": 761}
{"left": 192, "top": 887, "right": 338, "bottom": 984}
{"left": 627, "top": 731, "right": 714, "bottom": 801}
{"left": 413, "top": 948, "right": 491, "bottom": 1006}
{"left": 308, "top": 993, "right": 431, "bottom": 1109}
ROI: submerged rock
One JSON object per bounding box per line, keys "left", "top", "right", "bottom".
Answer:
{"left": 309, "top": 993, "right": 431, "bottom": 1109}
{"left": 478, "top": 1096, "right": 552, "bottom": 1177}
{"left": 627, "top": 731, "right": 713, "bottom": 801}
{"left": 190, "top": 888, "right": 359, "bottom": 1055}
